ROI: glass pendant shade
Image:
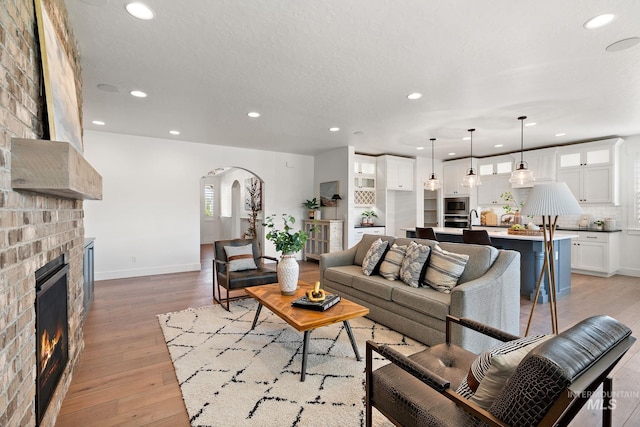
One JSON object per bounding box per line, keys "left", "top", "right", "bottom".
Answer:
{"left": 425, "top": 137, "right": 440, "bottom": 191}
{"left": 509, "top": 116, "right": 535, "bottom": 185}
{"left": 461, "top": 128, "right": 481, "bottom": 187}
{"left": 462, "top": 168, "right": 481, "bottom": 188}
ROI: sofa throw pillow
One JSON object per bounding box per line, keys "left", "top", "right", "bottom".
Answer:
{"left": 224, "top": 244, "right": 257, "bottom": 272}
{"left": 471, "top": 334, "right": 554, "bottom": 409}
{"left": 399, "top": 241, "right": 431, "bottom": 288}
{"left": 379, "top": 244, "right": 407, "bottom": 280}
{"left": 454, "top": 334, "right": 551, "bottom": 403}
{"left": 362, "top": 238, "right": 389, "bottom": 276}
{"left": 423, "top": 244, "right": 469, "bottom": 293}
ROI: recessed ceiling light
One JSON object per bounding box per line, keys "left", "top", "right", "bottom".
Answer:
{"left": 126, "top": 2, "right": 155, "bottom": 20}
{"left": 329, "top": 127, "right": 340, "bottom": 132}
{"left": 494, "top": 144, "right": 503, "bottom": 148}
{"left": 97, "top": 83, "right": 119, "bottom": 93}
{"left": 555, "top": 133, "right": 566, "bottom": 137}
{"left": 169, "top": 130, "right": 180, "bottom": 135}
{"left": 247, "top": 112, "right": 261, "bottom": 118}
{"left": 130, "top": 90, "right": 147, "bottom": 98}
{"left": 416, "top": 147, "right": 424, "bottom": 150}
{"left": 606, "top": 37, "right": 640, "bottom": 52}
{"left": 92, "top": 120, "right": 105, "bottom": 126}
{"left": 462, "top": 136, "right": 470, "bottom": 141}
{"left": 525, "top": 122, "right": 536, "bottom": 127}
{"left": 448, "top": 152, "right": 456, "bottom": 156}
{"left": 584, "top": 13, "right": 615, "bottom": 30}
{"left": 407, "top": 92, "right": 422, "bottom": 100}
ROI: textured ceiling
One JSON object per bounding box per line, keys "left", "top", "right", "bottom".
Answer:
{"left": 65, "top": 0, "right": 640, "bottom": 160}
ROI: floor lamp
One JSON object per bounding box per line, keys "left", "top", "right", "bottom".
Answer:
{"left": 520, "top": 182, "right": 583, "bottom": 335}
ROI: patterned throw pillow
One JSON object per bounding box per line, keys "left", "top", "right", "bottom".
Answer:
{"left": 362, "top": 238, "right": 389, "bottom": 276}
{"left": 423, "top": 244, "right": 469, "bottom": 293}
{"left": 224, "top": 244, "right": 257, "bottom": 272}
{"left": 379, "top": 244, "right": 408, "bottom": 280}
{"left": 455, "top": 334, "right": 552, "bottom": 404}
{"left": 399, "top": 241, "right": 431, "bottom": 287}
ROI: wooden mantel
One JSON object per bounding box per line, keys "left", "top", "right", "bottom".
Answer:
{"left": 11, "top": 138, "right": 102, "bottom": 200}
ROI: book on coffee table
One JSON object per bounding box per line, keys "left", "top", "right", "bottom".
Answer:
{"left": 292, "top": 294, "right": 341, "bottom": 311}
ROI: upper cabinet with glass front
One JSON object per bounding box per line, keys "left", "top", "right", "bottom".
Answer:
{"left": 556, "top": 138, "right": 622, "bottom": 205}
{"left": 354, "top": 154, "right": 377, "bottom": 206}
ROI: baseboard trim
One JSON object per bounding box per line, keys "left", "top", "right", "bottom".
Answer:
{"left": 615, "top": 267, "right": 640, "bottom": 278}
{"left": 95, "top": 263, "right": 201, "bottom": 281}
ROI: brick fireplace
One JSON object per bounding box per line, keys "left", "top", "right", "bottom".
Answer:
{"left": 0, "top": 1, "right": 92, "bottom": 426}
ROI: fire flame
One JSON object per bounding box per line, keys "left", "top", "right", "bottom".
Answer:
{"left": 40, "top": 327, "right": 63, "bottom": 374}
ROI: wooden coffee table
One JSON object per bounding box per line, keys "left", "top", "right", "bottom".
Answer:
{"left": 245, "top": 282, "right": 370, "bottom": 381}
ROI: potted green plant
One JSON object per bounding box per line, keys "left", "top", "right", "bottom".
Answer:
{"left": 263, "top": 214, "right": 313, "bottom": 294}
{"left": 302, "top": 198, "right": 320, "bottom": 219}
{"left": 593, "top": 220, "right": 604, "bottom": 231}
{"left": 361, "top": 210, "right": 378, "bottom": 226}
{"left": 501, "top": 191, "right": 525, "bottom": 224}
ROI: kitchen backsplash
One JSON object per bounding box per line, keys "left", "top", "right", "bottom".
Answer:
{"left": 478, "top": 187, "right": 623, "bottom": 229}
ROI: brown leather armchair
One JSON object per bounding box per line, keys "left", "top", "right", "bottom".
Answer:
{"left": 366, "top": 315, "right": 634, "bottom": 426}
{"left": 213, "top": 238, "right": 278, "bottom": 311}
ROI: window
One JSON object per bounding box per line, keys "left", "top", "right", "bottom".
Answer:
{"left": 204, "top": 185, "right": 214, "bottom": 217}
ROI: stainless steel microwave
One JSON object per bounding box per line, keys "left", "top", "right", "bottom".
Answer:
{"left": 444, "top": 197, "right": 469, "bottom": 215}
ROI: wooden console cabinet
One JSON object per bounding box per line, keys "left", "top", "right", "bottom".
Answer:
{"left": 303, "top": 220, "right": 343, "bottom": 261}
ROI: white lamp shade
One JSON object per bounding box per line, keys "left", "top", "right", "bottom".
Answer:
{"left": 520, "top": 182, "right": 584, "bottom": 216}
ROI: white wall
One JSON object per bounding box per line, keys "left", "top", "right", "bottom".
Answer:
{"left": 315, "top": 147, "right": 352, "bottom": 247}
{"left": 83, "top": 131, "right": 314, "bottom": 280}
{"left": 618, "top": 135, "right": 640, "bottom": 276}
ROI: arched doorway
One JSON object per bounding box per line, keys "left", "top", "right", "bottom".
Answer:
{"left": 199, "top": 167, "right": 265, "bottom": 245}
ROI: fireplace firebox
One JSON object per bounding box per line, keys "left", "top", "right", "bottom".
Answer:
{"left": 35, "top": 255, "right": 69, "bottom": 425}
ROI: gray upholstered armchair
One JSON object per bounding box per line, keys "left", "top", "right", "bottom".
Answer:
{"left": 366, "top": 315, "right": 634, "bottom": 426}
{"left": 213, "top": 238, "right": 278, "bottom": 311}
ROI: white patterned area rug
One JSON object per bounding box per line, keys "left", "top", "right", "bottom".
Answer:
{"left": 157, "top": 299, "right": 427, "bottom": 427}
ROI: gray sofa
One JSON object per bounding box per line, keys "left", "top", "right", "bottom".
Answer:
{"left": 320, "top": 234, "right": 521, "bottom": 353}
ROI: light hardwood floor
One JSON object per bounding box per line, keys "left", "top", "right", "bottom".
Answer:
{"left": 57, "top": 245, "right": 640, "bottom": 426}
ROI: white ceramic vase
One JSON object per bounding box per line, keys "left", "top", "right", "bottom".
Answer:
{"left": 278, "top": 253, "right": 299, "bottom": 295}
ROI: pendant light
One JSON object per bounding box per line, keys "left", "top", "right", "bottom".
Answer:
{"left": 425, "top": 138, "right": 440, "bottom": 191}
{"left": 461, "top": 128, "right": 481, "bottom": 188}
{"left": 510, "top": 115, "right": 535, "bottom": 185}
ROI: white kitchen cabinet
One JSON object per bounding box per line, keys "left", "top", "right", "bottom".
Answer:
{"left": 443, "top": 159, "right": 475, "bottom": 196}
{"left": 477, "top": 155, "right": 513, "bottom": 205}
{"left": 556, "top": 139, "right": 621, "bottom": 204}
{"left": 354, "top": 154, "right": 377, "bottom": 175}
{"left": 558, "top": 165, "right": 613, "bottom": 204}
{"left": 303, "top": 220, "right": 343, "bottom": 261}
{"left": 570, "top": 231, "right": 620, "bottom": 276}
{"left": 378, "top": 155, "right": 415, "bottom": 191}
{"left": 478, "top": 155, "right": 514, "bottom": 177}
{"left": 477, "top": 174, "right": 511, "bottom": 206}
{"left": 511, "top": 147, "right": 557, "bottom": 188}
{"left": 354, "top": 154, "right": 376, "bottom": 207}
{"left": 351, "top": 226, "right": 386, "bottom": 245}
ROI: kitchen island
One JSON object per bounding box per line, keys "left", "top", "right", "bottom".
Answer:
{"left": 402, "top": 227, "right": 577, "bottom": 303}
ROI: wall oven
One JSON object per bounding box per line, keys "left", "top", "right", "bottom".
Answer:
{"left": 444, "top": 216, "right": 469, "bottom": 228}
{"left": 444, "top": 197, "right": 470, "bottom": 228}
{"left": 444, "top": 197, "right": 470, "bottom": 215}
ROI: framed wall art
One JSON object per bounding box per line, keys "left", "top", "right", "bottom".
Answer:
{"left": 320, "top": 181, "right": 339, "bottom": 207}
{"left": 35, "top": 0, "right": 83, "bottom": 152}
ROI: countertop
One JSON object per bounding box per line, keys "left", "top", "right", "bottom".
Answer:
{"left": 401, "top": 227, "right": 578, "bottom": 241}
{"left": 476, "top": 225, "right": 622, "bottom": 233}
{"left": 354, "top": 225, "right": 385, "bottom": 229}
